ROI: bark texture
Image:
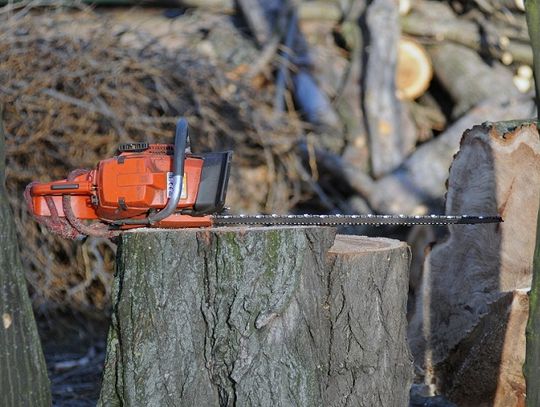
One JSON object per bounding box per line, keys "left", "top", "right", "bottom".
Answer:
{"left": 98, "top": 227, "right": 412, "bottom": 406}
{"left": 0, "top": 115, "right": 51, "bottom": 406}
{"left": 408, "top": 121, "right": 540, "bottom": 406}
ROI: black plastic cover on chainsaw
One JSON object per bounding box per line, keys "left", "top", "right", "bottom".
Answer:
{"left": 193, "top": 151, "right": 232, "bottom": 215}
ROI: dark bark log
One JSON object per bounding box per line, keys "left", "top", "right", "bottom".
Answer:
{"left": 333, "top": 19, "right": 370, "bottom": 171}
{"left": 98, "top": 227, "right": 412, "bottom": 406}
{"left": 408, "top": 121, "right": 540, "bottom": 406}
{"left": 0, "top": 112, "right": 51, "bottom": 406}
{"left": 236, "top": 0, "right": 271, "bottom": 46}
{"left": 256, "top": 0, "right": 341, "bottom": 131}
{"left": 326, "top": 235, "right": 413, "bottom": 406}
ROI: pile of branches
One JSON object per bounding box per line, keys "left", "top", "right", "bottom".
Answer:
{"left": 0, "top": 8, "right": 304, "bottom": 310}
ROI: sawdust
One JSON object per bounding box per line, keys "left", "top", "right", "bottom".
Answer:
{"left": 0, "top": 6, "right": 306, "bottom": 310}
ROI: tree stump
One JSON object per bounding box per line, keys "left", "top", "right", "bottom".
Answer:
{"left": 98, "top": 227, "right": 412, "bottom": 406}
{"left": 408, "top": 121, "right": 540, "bottom": 406}
{"left": 0, "top": 115, "right": 50, "bottom": 405}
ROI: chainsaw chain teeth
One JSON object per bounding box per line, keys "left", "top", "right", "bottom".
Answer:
{"left": 212, "top": 214, "right": 502, "bottom": 227}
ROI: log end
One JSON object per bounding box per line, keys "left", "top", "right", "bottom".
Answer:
{"left": 396, "top": 38, "right": 433, "bottom": 101}
{"left": 330, "top": 234, "right": 408, "bottom": 255}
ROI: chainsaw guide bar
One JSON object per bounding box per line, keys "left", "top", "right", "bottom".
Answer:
{"left": 212, "top": 214, "right": 502, "bottom": 227}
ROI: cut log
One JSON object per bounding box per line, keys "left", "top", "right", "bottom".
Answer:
{"left": 408, "top": 121, "right": 540, "bottom": 406}
{"left": 396, "top": 38, "right": 433, "bottom": 101}
{"left": 326, "top": 235, "right": 413, "bottom": 406}
{"left": 332, "top": 21, "right": 370, "bottom": 171}
{"left": 98, "top": 227, "right": 413, "bottom": 406}
{"left": 0, "top": 114, "right": 51, "bottom": 405}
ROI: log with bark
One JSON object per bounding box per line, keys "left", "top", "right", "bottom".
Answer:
{"left": 98, "top": 227, "right": 413, "bottom": 406}
{"left": 438, "top": 289, "right": 528, "bottom": 406}
{"left": 362, "top": 0, "right": 406, "bottom": 177}
{"left": 428, "top": 42, "right": 520, "bottom": 118}
{"left": 0, "top": 113, "right": 51, "bottom": 406}
{"left": 408, "top": 121, "right": 540, "bottom": 406}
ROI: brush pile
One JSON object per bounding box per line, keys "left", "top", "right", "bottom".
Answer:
{"left": 0, "top": 8, "right": 304, "bottom": 310}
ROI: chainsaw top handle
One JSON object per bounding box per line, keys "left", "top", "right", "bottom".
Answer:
{"left": 147, "top": 117, "right": 187, "bottom": 224}
{"left": 111, "top": 117, "right": 188, "bottom": 226}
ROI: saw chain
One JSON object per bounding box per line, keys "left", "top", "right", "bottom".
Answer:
{"left": 212, "top": 214, "right": 502, "bottom": 227}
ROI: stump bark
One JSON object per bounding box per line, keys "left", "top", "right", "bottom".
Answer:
{"left": 98, "top": 227, "right": 412, "bottom": 406}
{"left": 0, "top": 114, "right": 50, "bottom": 405}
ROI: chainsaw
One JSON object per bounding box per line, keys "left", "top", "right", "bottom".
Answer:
{"left": 25, "top": 118, "right": 502, "bottom": 239}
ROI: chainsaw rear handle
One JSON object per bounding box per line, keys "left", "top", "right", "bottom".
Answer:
{"left": 112, "top": 117, "right": 189, "bottom": 226}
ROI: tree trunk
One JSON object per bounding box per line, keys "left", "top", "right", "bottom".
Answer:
{"left": 98, "top": 227, "right": 412, "bottom": 406}
{"left": 525, "top": 3, "right": 540, "bottom": 406}
{"left": 408, "top": 121, "right": 540, "bottom": 406}
{"left": 0, "top": 113, "right": 51, "bottom": 406}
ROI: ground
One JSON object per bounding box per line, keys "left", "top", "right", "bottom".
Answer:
{"left": 38, "top": 312, "right": 108, "bottom": 406}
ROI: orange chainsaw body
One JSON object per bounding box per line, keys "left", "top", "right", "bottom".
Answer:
{"left": 28, "top": 144, "right": 232, "bottom": 234}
